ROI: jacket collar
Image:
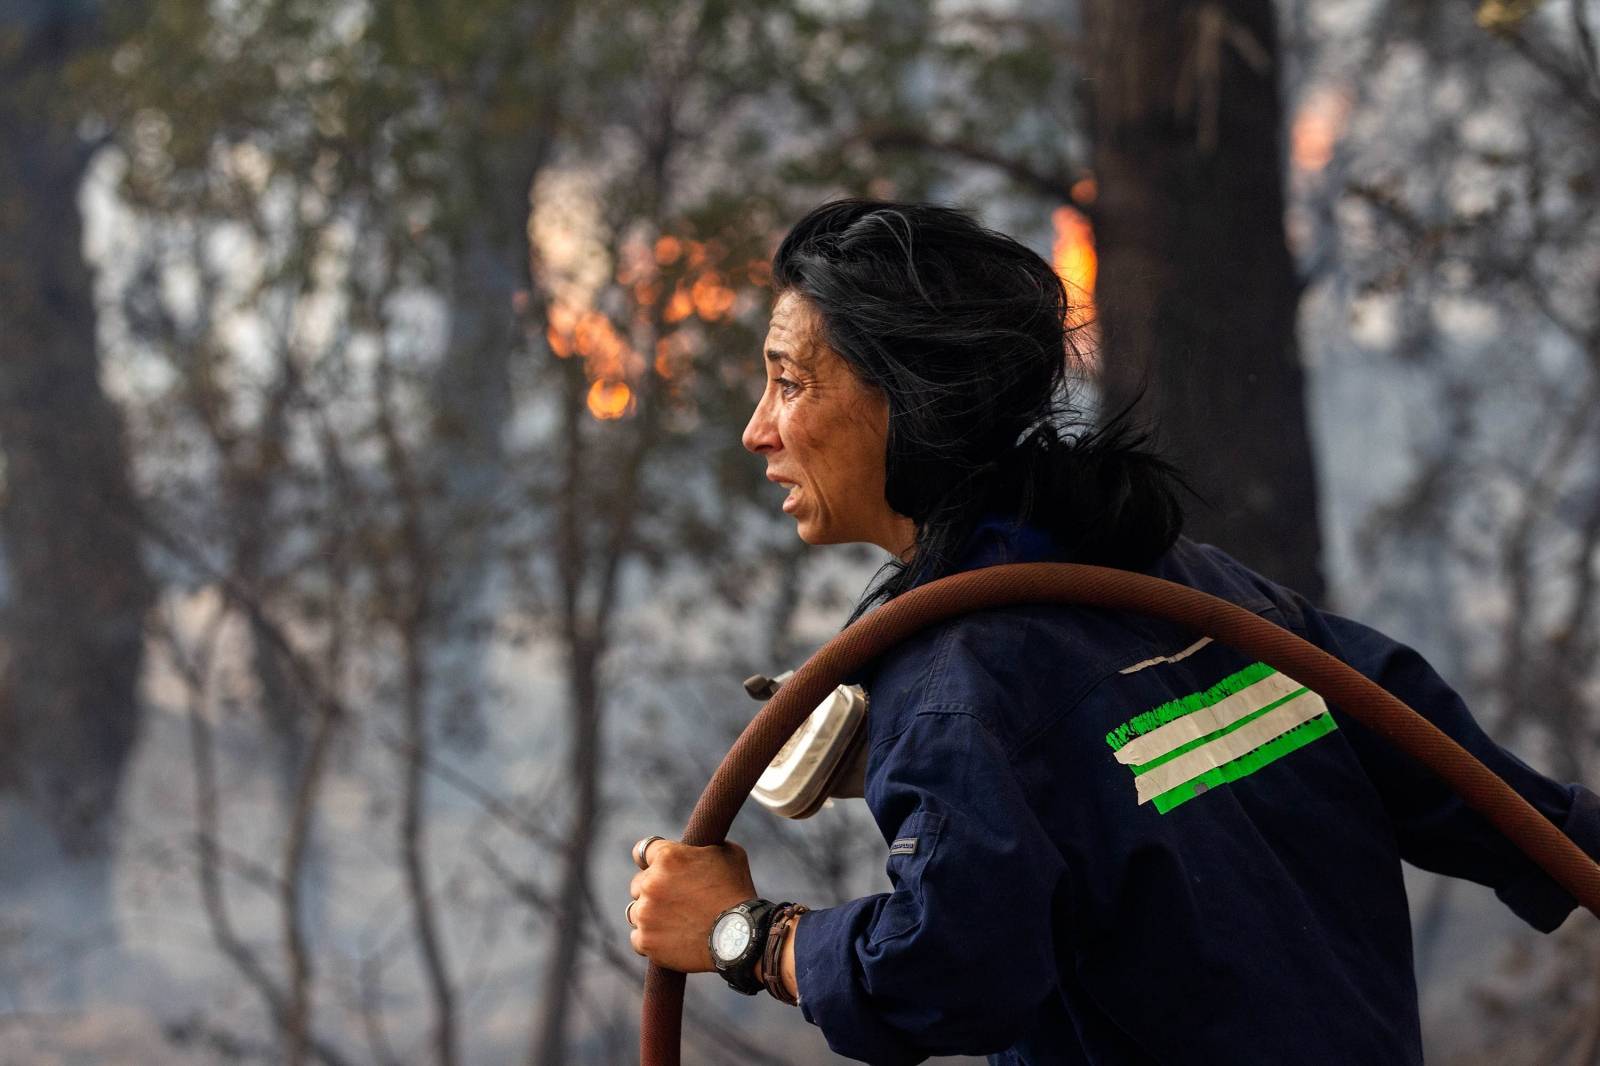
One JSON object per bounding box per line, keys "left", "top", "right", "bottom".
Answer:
{"left": 905, "top": 511, "right": 1062, "bottom": 592}
{"left": 954, "top": 511, "right": 1061, "bottom": 571}
{"left": 834, "top": 513, "right": 1060, "bottom": 689}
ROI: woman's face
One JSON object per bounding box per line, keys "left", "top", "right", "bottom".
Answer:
{"left": 742, "top": 292, "right": 915, "bottom": 557}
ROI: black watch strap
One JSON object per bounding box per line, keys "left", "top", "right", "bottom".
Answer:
{"left": 710, "top": 898, "right": 778, "bottom": 996}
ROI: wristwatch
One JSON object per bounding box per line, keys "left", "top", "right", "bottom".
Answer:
{"left": 708, "top": 898, "right": 778, "bottom": 995}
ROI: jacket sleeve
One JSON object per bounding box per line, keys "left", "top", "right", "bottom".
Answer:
{"left": 1303, "top": 605, "right": 1600, "bottom": 932}
{"left": 791, "top": 708, "right": 1067, "bottom": 1065}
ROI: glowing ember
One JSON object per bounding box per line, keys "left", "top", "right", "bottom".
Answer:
{"left": 587, "top": 380, "right": 634, "bottom": 420}
{"left": 1051, "top": 205, "right": 1097, "bottom": 331}
{"left": 615, "top": 235, "right": 656, "bottom": 288}
{"left": 573, "top": 310, "right": 636, "bottom": 381}
{"left": 1070, "top": 177, "right": 1098, "bottom": 206}
{"left": 547, "top": 326, "right": 571, "bottom": 358}
{"left": 1291, "top": 86, "right": 1351, "bottom": 173}
{"left": 665, "top": 283, "right": 695, "bottom": 323}
{"left": 691, "top": 272, "right": 736, "bottom": 321}
{"left": 655, "top": 235, "right": 683, "bottom": 265}
{"left": 546, "top": 301, "right": 580, "bottom": 358}
{"left": 654, "top": 331, "right": 700, "bottom": 383}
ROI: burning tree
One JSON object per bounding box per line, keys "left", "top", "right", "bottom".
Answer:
{"left": 73, "top": 0, "right": 892, "bottom": 1062}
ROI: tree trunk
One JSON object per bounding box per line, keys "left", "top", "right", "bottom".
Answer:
{"left": 0, "top": 4, "right": 153, "bottom": 854}
{"left": 423, "top": 225, "right": 519, "bottom": 752}
{"left": 530, "top": 631, "right": 604, "bottom": 1066}
{"left": 1083, "top": 0, "right": 1326, "bottom": 601}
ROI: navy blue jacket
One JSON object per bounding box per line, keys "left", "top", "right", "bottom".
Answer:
{"left": 791, "top": 516, "right": 1600, "bottom": 1065}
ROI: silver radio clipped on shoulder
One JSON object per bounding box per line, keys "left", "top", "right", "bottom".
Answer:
{"left": 743, "top": 671, "right": 870, "bottom": 819}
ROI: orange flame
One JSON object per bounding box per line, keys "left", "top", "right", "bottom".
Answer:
{"left": 614, "top": 233, "right": 657, "bottom": 288}
{"left": 587, "top": 380, "right": 634, "bottom": 420}
{"left": 691, "top": 272, "right": 737, "bottom": 321}
{"left": 654, "top": 330, "right": 701, "bottom": 383}
{"left": 1052, "top": 206, "right": 1097, "bottom": 332}
{"left": 546, "top": 301, "right": 580, "bottom": 358}
{"left": 547, "top": 301, "right": 644, "bottom": 419}
{"left": 572, "top": 310, "right": 636, "bottom": 381}
{"left": 664, "top": 283, "right": 695, "bottom": 324}
{"left": 543, "top": 230, "right": 746, "bottom": 420}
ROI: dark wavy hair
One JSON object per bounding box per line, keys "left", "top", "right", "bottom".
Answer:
{"left": 770, "top": 198, "right": 1187, "bottom": 625}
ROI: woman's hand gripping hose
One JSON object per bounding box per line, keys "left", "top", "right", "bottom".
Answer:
{"left": 639, "top": 562, "right": 1600, "bottom": 1066}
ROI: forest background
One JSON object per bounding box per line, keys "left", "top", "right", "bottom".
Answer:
{"left": 2, "top": 0, "right": 1599, "bottom": 1062}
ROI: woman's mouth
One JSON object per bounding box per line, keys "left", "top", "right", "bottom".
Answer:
{"left": 768, "top": 473, "right": 802, "bottom": 514}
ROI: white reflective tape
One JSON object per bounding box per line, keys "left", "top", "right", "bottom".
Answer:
{"left": 1118, "top": 637, "right": 1214, "bottom": 675}
{"left": 1115, "top": 670, "right": 1306, "bottom": 766}
{"left": 1134, "top": 691, "right": 1331, "bottom": 804}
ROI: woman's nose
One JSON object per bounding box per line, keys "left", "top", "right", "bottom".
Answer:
{"left": 742, "top": 396, "right": 778, "bottom": 454}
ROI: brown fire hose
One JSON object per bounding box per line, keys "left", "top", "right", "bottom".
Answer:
{"left": 640, "top": 562, "right": 1600, "bottom": 1066}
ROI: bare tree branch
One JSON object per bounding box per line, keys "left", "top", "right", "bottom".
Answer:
{"left": 482, "top": 849, "right": 801, "bottom": 1066}
{"left": 373, "top": 350, "right": 459, "bottom": 1066}
{"left": 848, "top": 121, "right": 1081, "bottom": 207}
{"left": 1496, "top": 25, "right": 1600, "bottom": 127}
{"left": 376, "top": 727, "right": 562, "bottom": 850}
{"left": 1494, "top": 380, "right": 1600, "bottom": 771}
{"left": 1573, "top": 0, "right": 1600, "bottom": 94}
{"left": 280, "top": 687, "right": 341, "bottom": 1066}
{"left": 158, "top": 605, "right": 354, "bottom": 1066}
{"left": 357, "top": 953, "right": 404, "bottom": 1066}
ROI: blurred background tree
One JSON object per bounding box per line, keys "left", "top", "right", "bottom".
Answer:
{"left": 1083, "top": 0, "right": 1325, "bottom": 601}
{"left": 1293, "top": 0, "right": 1600, "bottom": 1058}
{"left": 0, "top": 0, "right": 153, "bottom": 1000}
{"left": 0, "top": 0, "right": 1595, "bottom": 1063}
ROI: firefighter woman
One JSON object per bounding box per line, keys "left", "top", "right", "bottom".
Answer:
{"left": 625, "top": 199, "right": 1600, "bottom": 1065}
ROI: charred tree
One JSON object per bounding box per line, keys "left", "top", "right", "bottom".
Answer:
{"left": 1082, "top": 0, "right": 1326, "bottom": 600}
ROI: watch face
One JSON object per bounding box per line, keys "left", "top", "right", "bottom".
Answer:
{"left": 712, "top": 911, "right": 752, "bottom": 962}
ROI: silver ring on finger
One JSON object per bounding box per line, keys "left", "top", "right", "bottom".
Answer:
{"left": 625, "top": 898, "right": 640, "bottom": 929}
{"left": 633, "top": 834, "right": 666, "bottom": 870}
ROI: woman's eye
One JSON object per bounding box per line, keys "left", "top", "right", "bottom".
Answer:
{"left": 774, "top": 377, "right": 800, "bottom": 396}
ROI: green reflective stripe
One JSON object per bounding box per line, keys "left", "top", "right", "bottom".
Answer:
{"left": 1135, "top": 691, "right": 1330, "bottom": 803}
{"left": 1116, "top": 670, "right": 1306, "bottom": 767}
{"left": 1130, "top": 686, "right": 1310, "bottom": 775}
{"left": 1104, "top": 660, "right": 1276, "bottom": 753}
{"left": 1151, "top": 712, "right": 1339, "bottom": 814}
